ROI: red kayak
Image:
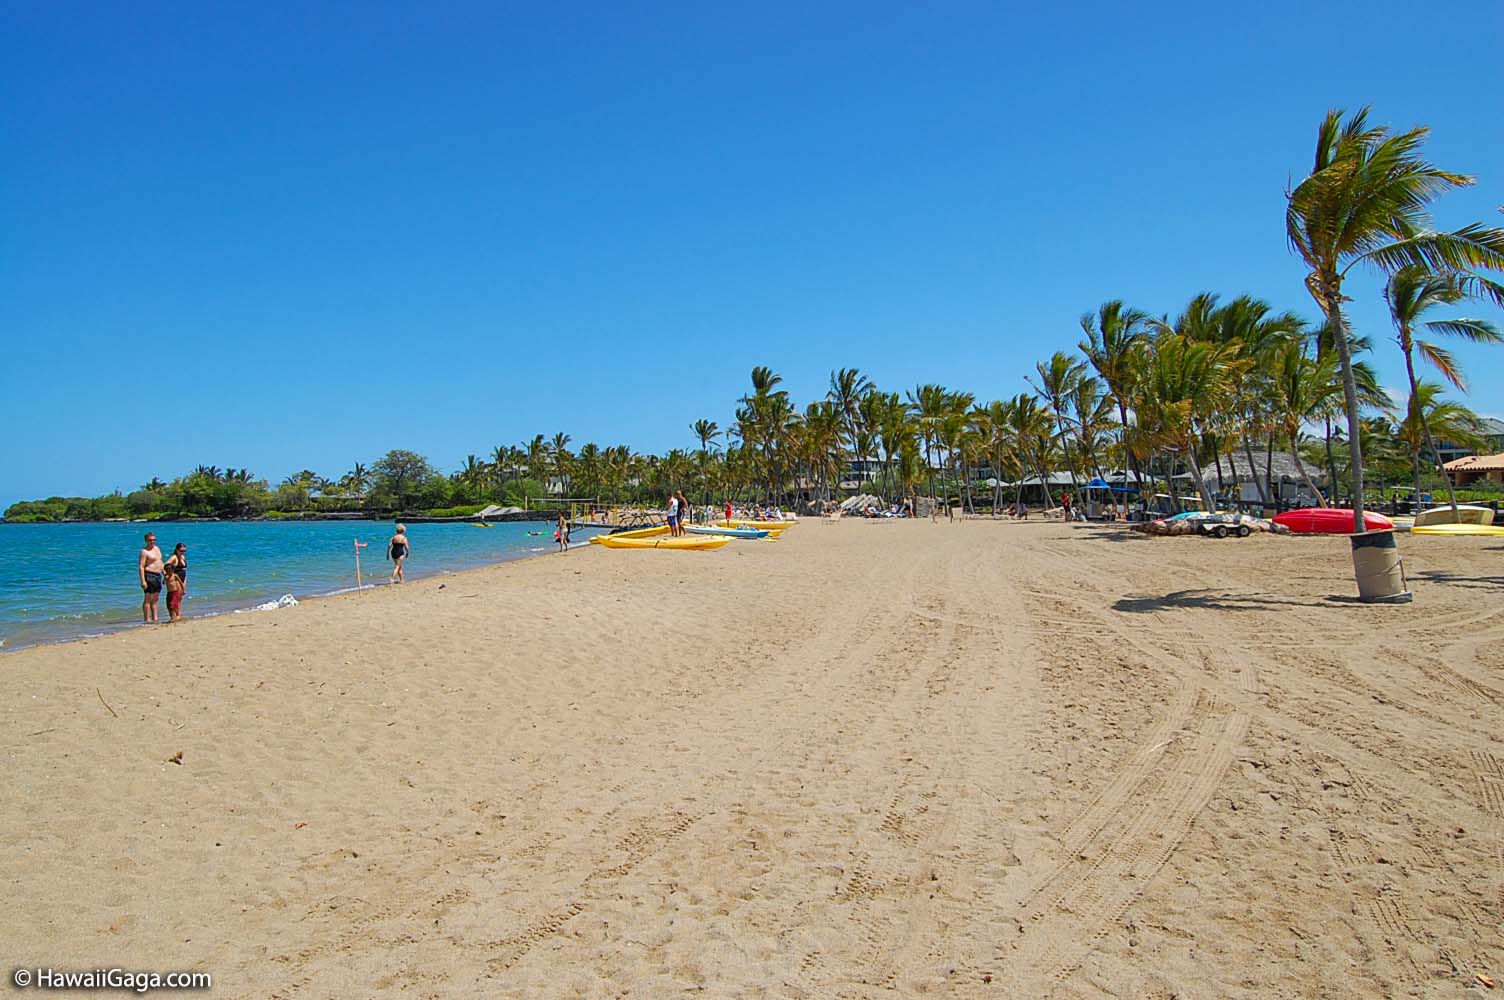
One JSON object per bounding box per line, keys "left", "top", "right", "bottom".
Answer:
{"left": 1272, "top": 508, "right": 1393, "bottom": 534}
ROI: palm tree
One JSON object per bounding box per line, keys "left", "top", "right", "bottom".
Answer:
{"left": 691, "top": 419, "right": 720, "bottom": 501}
{"left": 550, "top": 432, "right": 573, "bottom": 495}
{"left": 1286, "top": 106, "right": 1504, "bottom": 531}
{"left": 1384, "top": 264, "right": 1502, "bottom": 513}
{"left": 1079, "top": 300, "right": 1150, "bottom": 489}
{"left": 1030, "top": 351, "right": 1086, "bottom": 492}
{"left": 1395, "top": 383, "right": 1485, "bottom": 501}
{"left": 828, "top": 367, "right": 872, "bottom": 482}
{"left": 1132, "top": 334, "right": 1244, "bottom": 512}
{"left": 1269, "top": 339, "right": 1340, "bottom": 504}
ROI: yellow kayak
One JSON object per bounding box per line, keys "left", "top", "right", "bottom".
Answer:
{"left": 597, "top": 534, "right": 730, "bottom": 550}
{"left": 717, "top": 519, "right": 792, "bottom": 531}
{"left": 1410, "top": 523, "right": 1504, "bottom": 537}
{"left": 589, "top": 525, "right": 669, "bottom": 544}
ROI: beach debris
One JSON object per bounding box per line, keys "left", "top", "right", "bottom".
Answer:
{"left": 251, "top": 594, "right": 299, "bottom": 612}
{"left": 1477, "top": 973, "right": 1496, "bottom": 989}
{"left": 96, "top": 688, "right": 118, "bottom": 718}
{"left": 293, "top": 822, "right": 307, "bottom": 830}
{"left": 165, "top": 751, "right": 183, "bottom": 765}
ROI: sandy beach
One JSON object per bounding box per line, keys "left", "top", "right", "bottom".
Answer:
{"left": 3, "top": 521, "right": 1501, "bottom": 998}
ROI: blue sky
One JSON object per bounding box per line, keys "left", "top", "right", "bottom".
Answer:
{"left": 4, "top": 1, "right": 1502, "bottom": 506}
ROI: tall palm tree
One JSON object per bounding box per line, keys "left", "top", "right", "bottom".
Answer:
{"left": 1384, "top": 264, "right": 1502, "bottom": 513}
{"left": 1031, "top": 351, "right": 1086, "bottom": 492}
{"left": 1286, "top": 106, "right": 1504, "bottom": 531}
{"left": 828, "top": 367, "right": 872, "bottom": 482}
{"left": 1079, "top": 300, "right": 1149, "bottom": 489}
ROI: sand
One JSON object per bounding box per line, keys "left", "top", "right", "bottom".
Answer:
{"left": 2, "top": 520, "right": 1501, "bottom": 998}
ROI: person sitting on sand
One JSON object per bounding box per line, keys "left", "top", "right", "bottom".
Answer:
{"left": 388, "top": 524, "right": 410, "bottom": 583}
{"left": 138, "top": 531, "right": 165, "bottom": 624}
{"left": 164, "top": 542, "right": 188, "bottom": 623}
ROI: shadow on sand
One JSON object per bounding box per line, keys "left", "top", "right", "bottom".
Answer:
{"left": 1112, "top": 589, "right": 1325, "bottom": 614}
{"left": 1411, "top": 569, "right": 1504, "bottom": 592}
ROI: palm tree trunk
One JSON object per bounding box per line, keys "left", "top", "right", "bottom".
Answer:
{"left": 1117, "top": 399, "right": 1144, "bottom": 495}
{"left": 1327, "top": 299, "right": 1368, "bottom": 532}
{"left": 1402, "top": 346, "right": 1459, "bottom": 515}
{"left": 1185, "top": 445, "right": 1216, "bottom": 512}
{"left": 1264, "top": 436, "right": 1276, "bottom": 507}
{"left": 1290, "top": 431, "right": 1324, "bottom": 506}
{"left": 1242, "top": 438, "right": 1267, "bottom": 506}
{"left": 1324, "top": 416, "right": 1339, "bottom": 506}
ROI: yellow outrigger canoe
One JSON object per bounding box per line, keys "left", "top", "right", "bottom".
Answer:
{"left": 716, "top": 519, "right": 793, "bottom": 532}
{"left": 1410, "top": 522, "right": 1504, "bottom": 537}
{"left": 589, "top": 525, "right": 669, "bottom": 543}
{"left": 596, "top": 534, "right": 730, "bottom": 550}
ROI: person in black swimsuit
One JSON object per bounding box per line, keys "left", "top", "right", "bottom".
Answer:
{"left": 388, "top": 524, "right": 410, "bottom": 584}
{"left": 165, "top": 543, "right": 188, "bottom": 622}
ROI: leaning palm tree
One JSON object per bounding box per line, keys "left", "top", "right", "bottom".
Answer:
{"left": 1286, "top": 106, "right": 1504, "bottom": 531}
{"left": 1384, "top": 264, "right": 1503, "bottom": 513}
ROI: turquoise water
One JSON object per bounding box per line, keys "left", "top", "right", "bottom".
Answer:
{"left": 0, "top": 519, "right": 598, "bottom": 652}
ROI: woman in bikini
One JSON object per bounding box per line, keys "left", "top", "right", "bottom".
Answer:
{"left": 164, "top": 542, "right": 188, "bottom": 622}
{"left": 388, "top": 524, "right": 410, "bottom": 583}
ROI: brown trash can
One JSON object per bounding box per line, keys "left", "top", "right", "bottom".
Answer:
{"left": 1350, "top": 529, "right": 1412, "bottom": 603}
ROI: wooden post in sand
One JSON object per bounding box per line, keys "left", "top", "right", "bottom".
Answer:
{"left": 354, "top": 539, "right": 368, "bottom": 590}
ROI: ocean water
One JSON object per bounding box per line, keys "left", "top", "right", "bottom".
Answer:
{"left": 0, "top": 519, "right": 598, "bottom": 652}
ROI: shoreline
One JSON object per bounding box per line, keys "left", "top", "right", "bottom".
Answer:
{"left": 0, "top": 531, "right": 602, "bottom": 656}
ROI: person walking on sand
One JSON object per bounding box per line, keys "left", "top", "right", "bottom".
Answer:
{"left": 164, "top": 542, "right": 188, "bottom": 623}
{"left": 724, "top": 499, "right": 733, "bottom": 524}
{"left": 666, "top": 492, "right": 681, "bottom": 536}
{"left": 138, "top": 531, "right": 165, "bottom": 624}
{"left": 556, "top": 512, "right": 570, "bottom": 552}
{"left": 676, "top": 491, "right": 692, "bottom": 530}
{"left": 388, "top": 524, "right": 410, "bottom": 583}
{"left": 1061, "top": 492, "right": 1072, "bottom": 522}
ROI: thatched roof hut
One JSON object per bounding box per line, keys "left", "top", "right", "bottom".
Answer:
{"left": 1200, "top": 452, "right": 1324, "bottom": 485}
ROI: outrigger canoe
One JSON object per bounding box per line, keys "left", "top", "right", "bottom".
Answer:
{"left": 589, "top": 525, "right": 669, "bottom": 544}
{"left": 1410, "top": 522, "right": 1504, "bottom": 537}
{"left": 596, "top": 534, "right": 730, "bottom": 550}
{"left": 685, "top": 525, "right": 770, "bottom": 539}
{"left": 1413, "top": 504, "right": 1495, "bottom": 527}
{"left": 1272, "top": 508, "right": 1394, "bottom": 534}
{"left": 716, "top": 519, "right": 792, "bottom": 532}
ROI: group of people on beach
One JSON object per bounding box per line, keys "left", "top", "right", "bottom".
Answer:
{"left": 134, "top": 524, "right": 415, "bottom": 625}
{"left": 136, "top": 531, "right": 189, "bottom": 624}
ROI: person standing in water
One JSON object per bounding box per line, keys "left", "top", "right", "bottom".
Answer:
{"left": 164, "top": 542, "right": 188, "bottom": 622}
{"left": 138, "top": 531, "right": 165, "bottom": 624}
{"left": 556, "top": 512, "right": 570, "bottom": 552}
{"left": 388, "top": 524, "right": 410, "bottom": 583}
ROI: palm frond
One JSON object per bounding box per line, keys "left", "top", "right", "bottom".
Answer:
{"left": 1420, "top": 318, "right": 1503, "bottom": 344}
{"left": 1415, "top": 340, "right": 1466, "bottom": 392}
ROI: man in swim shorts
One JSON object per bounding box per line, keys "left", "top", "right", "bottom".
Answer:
{"left": 138, "top": 531, "right": 165, "bottom": 624}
